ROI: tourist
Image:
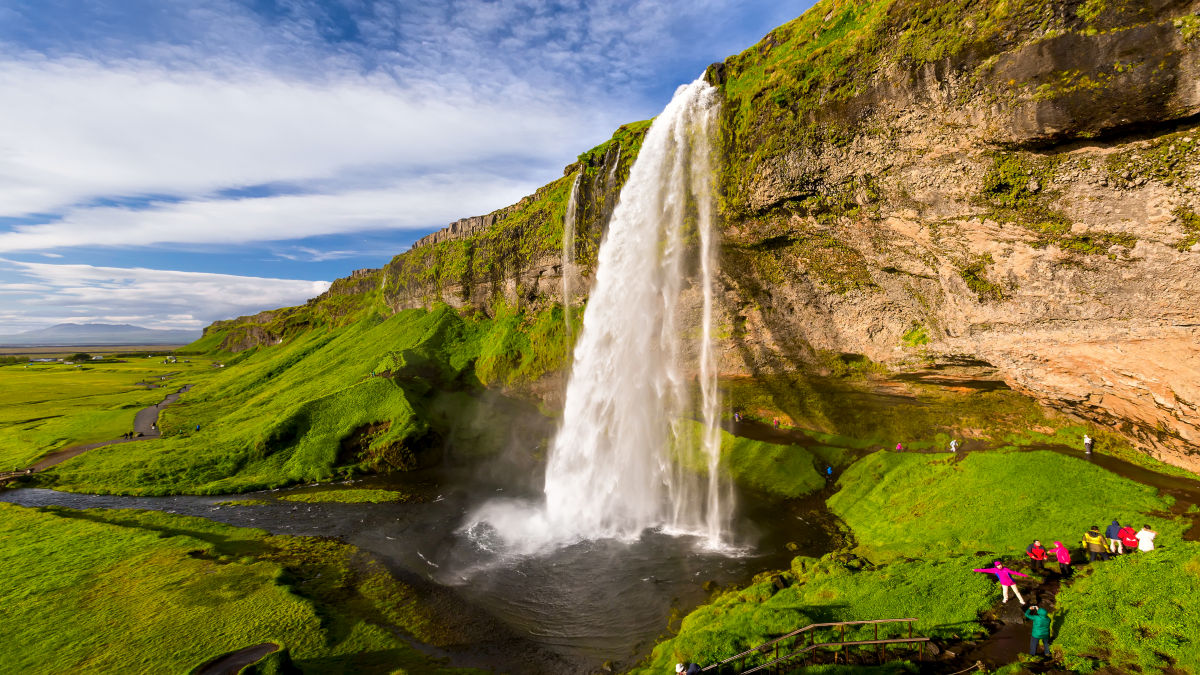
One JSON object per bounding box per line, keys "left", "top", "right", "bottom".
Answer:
{"left": 675, "top": 662, "right": 701, "bottom": 674}
{"left": 896, "top": 442, "right": 904, "bottom": 451}
{"left": 1136, "top": 524, "right": 1158, "bottom": 552}
{"left": 949, "top": 439, "right": 959, "bottom": 452}
{"left": 1084, "top": 434, "right": 1093, "bottom": 454}
{"left": 1026, "top": 540, "right": 1048, "bottom": 573}
{"left": 972, "top": 561, "right": 1028, "bottom": 604}
{"left": 1118, "top": 523, "right": 1139, "bottom": 553}
{"left": 1024, "top": 606, "right": 1053, "bottom": 656}
{"left": 1082, "top": 526, "right": 1109, "bottom": 562}
{"left": 772, "top": 417, "right": 779, "bottom": 429}
{"left": 1105, "top": 520, "right": 1124, "bottom": 555}
{"left": 825, "top": 465, "right": 833, "bottom": 481}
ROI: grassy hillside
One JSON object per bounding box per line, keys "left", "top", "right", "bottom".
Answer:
{"left": 638, "top": 446, "right": 1194, "bottom": 674}
{"left": 36, "top": 304, "right": 571, "bottom": 495}
{"left": 828, "top": 450, "right": 1184, "bottom": 561}
{"left": 0, "top": 503, "right": 477, "bottom": 674}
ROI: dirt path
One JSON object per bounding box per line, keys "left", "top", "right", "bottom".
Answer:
{"left": 24, "top": 384, "right": 193, "bottom": 472}
{"left": 190, "top": 642, "right": 279, "bottom": 675}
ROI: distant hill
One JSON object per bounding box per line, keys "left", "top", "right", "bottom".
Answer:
{"left": 0, "top": 323, "right": 201, "bottom": 347}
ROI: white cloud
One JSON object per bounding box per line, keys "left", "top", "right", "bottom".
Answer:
{"left": 0, "top": 259, "right": 330, "bottom": 331}
{"left": 0, "top": 56, "right": 614, "bottom": 221}
{"left": 0, "top": 175, "right": 532, "bottom": 253}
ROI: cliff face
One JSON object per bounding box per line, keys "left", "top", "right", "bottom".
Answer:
{"left": 713, "top": 0, "right": 1200, "bottom": 471}
{"left": 202, "top": 0, "right": 1200, "bottom": 472}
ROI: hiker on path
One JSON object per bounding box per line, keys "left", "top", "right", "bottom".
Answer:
{"left": 773, "top": 417, "right": 779, "bottom": 429}
{"left": 1118, "top": 523, "right": 1138, "bottom": 553}
{"left": 1083, "top": 526, "right": 1109, "bottom": 562}
{"left": 972, "top": 561, "right": 1028, "bottom": 604}
{"left": 896, "top": 442, "right": 904, "bottom": 451}
{"left": 825, "top": 465, "right": 834, "bottom": 481}
{"left": 950, "top": 439, "right": 959, "bottom": 453}
{"left": 1026, "top": 540, "right": 1048, "bottom": 573}
{"left": 1084, "top": 434, "right": 1094, "bottom": 454}
{"left": 1105, "top": 520, "right": 1125, "bottom": 555}
{"left": 1024, "top": 606, "right": 1053, "bottom": 656}
{"left": 1136, "top": 524, "right": 1158, "bottom": 552}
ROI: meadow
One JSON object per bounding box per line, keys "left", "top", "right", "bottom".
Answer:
{"left": 0, "top": 502, "right": 478, "bottom": 674}
{"left": 34, "top": 305, "right": 570, "bottom": 495}
{"left": 0, "top": 357, "right": 215, "bottom": 469}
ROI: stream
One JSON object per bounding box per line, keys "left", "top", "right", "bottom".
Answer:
{"left": 0, "top": 461, "right": 834, "bottom": 673}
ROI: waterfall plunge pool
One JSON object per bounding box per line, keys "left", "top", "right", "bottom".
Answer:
{"left": 1, "top": 463, "right": 838, "bottom": 673}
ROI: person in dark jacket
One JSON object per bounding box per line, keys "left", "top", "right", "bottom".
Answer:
{"left": 1105, "top": 520, "right": 1124, "bottom": 555}
{"left": 1025, "top": 606, "right": 1053, "bottom": 656}
{"left": 1083, "top": 526, "right": 1109, "bottom": 562}
{"left": 1026, "top": 540, "right": 1048, "bottom": 572}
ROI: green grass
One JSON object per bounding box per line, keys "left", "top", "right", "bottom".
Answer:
{"left": 0, "top": 502, "right": 477, "bottom": 675}
{"left": 828, "top": 451, "right": 1185, "bottom": 562}
{"left": 1053, "top": 541, "right": 1200, "bottom": 673}
{"left": 630, "top": 553, "right": 996, "bottom": 674}
{"left": 278, "top": 488, "right": 410, "bottom": 504}
{"left": 35, "top": 304, "right": 568, "bottom": 495}
{"left": 0, "top": 358, "right": 216, "bottom": 469}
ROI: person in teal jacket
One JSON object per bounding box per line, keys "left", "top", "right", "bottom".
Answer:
{"left": 1025, "top": 606, "right": 1052, "bottom": 656}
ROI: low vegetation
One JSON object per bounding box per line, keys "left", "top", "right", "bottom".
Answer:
{"left": 1053, "top": 541, "right": 1200, "bottom": 673}
{"left": 278, "top": 488, "right": 411, "bottom": 504}
{"left": 0, "top": 503, "right": 477, "bottom": 674}
{"left": 828, "top": 450, "right": 1184, "bottom": 562}
{"left": 0, "top": 358, "right": 215, "bottom": 469}
{"left": 34, "top": 305, "right": 566, "bottom": 495}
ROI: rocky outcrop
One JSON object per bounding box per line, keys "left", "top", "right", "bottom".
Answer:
{"left": 712, "top": 0, "right": 1200, "bottom": 471}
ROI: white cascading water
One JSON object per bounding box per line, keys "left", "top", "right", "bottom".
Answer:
{"left": 464, "top": 78, "right": 732, "bottom": 552}
{"left": 561, "top": 172, "right": 581, "bottom": 335}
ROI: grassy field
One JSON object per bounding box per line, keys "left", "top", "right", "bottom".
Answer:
{"left": 636, "top": 446, "right": 1196, "bottom": 674}
{"left": 278, "top": 488, "right": 411, "bottom": 504}
{"left": 1053, "top": 541, "right": 1200, "bottom": 673}
{"left": 0, "top": 357, "right": 216, "bottom": 469}
{"left": 34, "top": 304, "right": 569, "bottom": 495}
{"left": 827, "top": 451, "right": 1185, "bottom": 562}
{"left": 0, "top": 502, "right": 479, "bottom": 674}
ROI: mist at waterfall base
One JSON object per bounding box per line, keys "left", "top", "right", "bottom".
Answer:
{"left": 464, "top": 78, "right": 735, "bottom": 557}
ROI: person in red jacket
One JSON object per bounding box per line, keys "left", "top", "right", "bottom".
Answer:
{"left": 1118, "top": 524, "right": 1139, "bottom": 553}
{"left": 1026, "top": 540, "right": 1048, "bottom": 573}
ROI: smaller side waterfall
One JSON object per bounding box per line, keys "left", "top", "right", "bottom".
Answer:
{"left": 562, "top": 173, "right": 581, "bottom": 335}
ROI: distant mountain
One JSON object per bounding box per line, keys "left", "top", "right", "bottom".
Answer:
{"left": 0, "top": 323, "right": 201, "bottom": 347}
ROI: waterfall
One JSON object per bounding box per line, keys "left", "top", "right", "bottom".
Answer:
{"left": 463, "top": 78, "right": 732, "bottom": 552}
{"left": 562, "top": 172, "right": 581, "bottom": 336}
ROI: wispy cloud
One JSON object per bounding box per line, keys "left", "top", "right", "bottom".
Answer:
{"left": 0, "top": 258, "right": 330, "bottom": 331}
{"left": 0, "top": 174, "right": 533, "bottom": 253}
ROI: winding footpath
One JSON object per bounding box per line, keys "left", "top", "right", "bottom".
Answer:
{"left": 0, "top": 384, "right": 192, "bottom": 481}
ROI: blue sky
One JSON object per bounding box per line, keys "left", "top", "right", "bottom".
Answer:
{"left": 0, "top": 0, "right": 814, "bottom": 332}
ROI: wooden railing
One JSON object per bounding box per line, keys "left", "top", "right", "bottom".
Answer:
{"left": 700, "top": 618, "right": 929, "bottom": 674}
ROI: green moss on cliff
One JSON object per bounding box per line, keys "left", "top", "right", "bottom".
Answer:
{"left": 959, "top": 254, "right": 1006, "bottom": 302}
{"left": 1175, "top": 205, "right": 1200, "bottom": 251}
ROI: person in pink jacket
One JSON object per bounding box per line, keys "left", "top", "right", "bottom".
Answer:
{"left": 973, "top": 561, "right": 1028, "bottom": 604}
{"left": 1048, "top": 541, "right": 1073, "bottom": 578}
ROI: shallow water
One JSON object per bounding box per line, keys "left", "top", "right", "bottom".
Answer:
{"left": 1, "top": 463, "right": 831, "bottom": 672}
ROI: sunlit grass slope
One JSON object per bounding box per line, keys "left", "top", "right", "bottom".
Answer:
{"left": 0, "top": 358, "right": 215, "bottom": 468}
{"left": 1053, "top": 541, "right": 1200, "bottom": 673}
{"left": 828, "top": 450, "right": 1185, "bottom": 562}
{"left": 631, "top": 554, "right": 996, "bottom": 674}
{"left": 0, "top": 503, "right": 478, "bottom": 675}
{"left": 37, "top": 304, "right": 569, "bottom": 495}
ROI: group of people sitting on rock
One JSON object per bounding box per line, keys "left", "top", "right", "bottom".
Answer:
{"left": 972, "top": 519, "right": 1160, "bottom": 657}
